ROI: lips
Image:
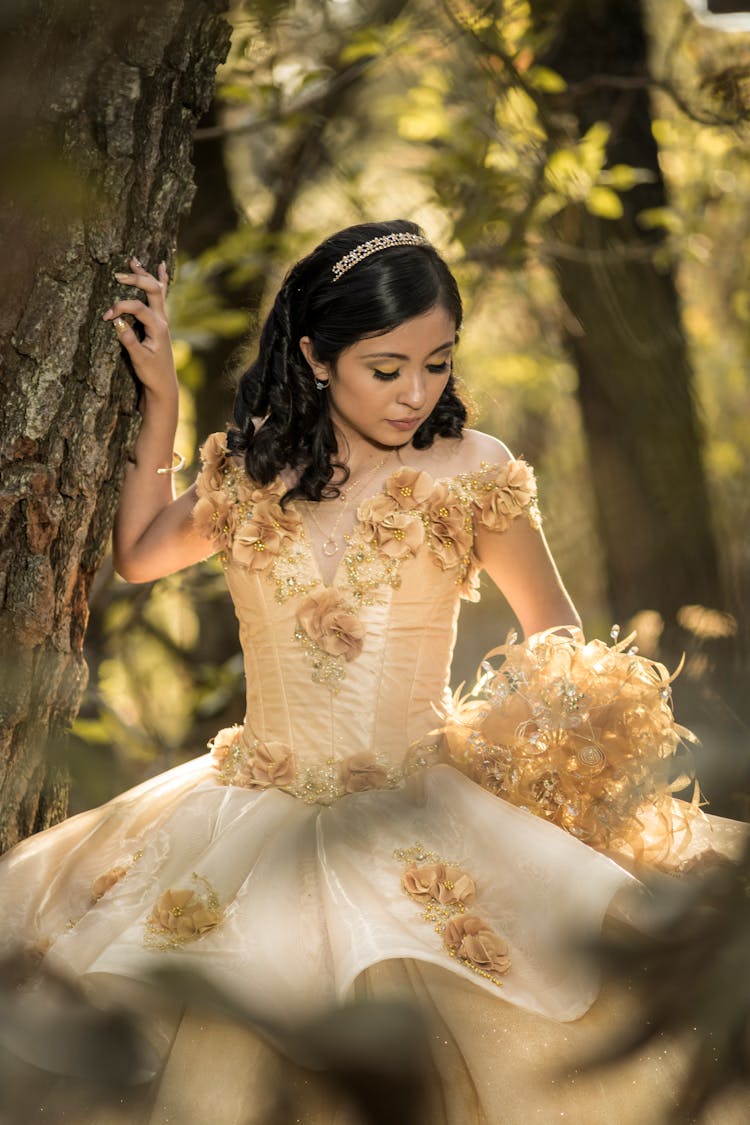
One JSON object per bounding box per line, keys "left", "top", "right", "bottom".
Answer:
{"left": 387, "top": 417, "right": 423, "bottom": 429}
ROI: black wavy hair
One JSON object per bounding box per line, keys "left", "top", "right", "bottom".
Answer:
{"left": 228, "top": 218, "right": 467, "bottom": 502}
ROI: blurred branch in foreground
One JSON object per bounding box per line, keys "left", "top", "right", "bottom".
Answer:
{"left": 0, "top": 956, "right": 432, "bottom": 1125}
{"left": 592, "top": 839, "right": 750, "bottom": 1121}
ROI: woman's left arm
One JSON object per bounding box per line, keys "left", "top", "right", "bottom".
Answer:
{"left": 475, "top": 515, "right": 581, "bottom": 638}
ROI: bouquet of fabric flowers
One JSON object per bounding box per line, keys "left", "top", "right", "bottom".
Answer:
{"left": 443, "top": 627, "right": 700, "bottom": 860}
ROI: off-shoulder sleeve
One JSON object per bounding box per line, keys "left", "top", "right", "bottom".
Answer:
{"left": 470, "top": 459, "right": 542, "bottom": 533}
{"left": 192, "top": 431, "right": 237, "bottom": 551}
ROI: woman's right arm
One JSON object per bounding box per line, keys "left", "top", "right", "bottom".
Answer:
{"left": 104, "top": 258, "right": 220, "bottom": 583}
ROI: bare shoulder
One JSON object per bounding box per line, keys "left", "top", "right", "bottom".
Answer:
{"left": 415, "top": 429, "right": 516, "bottom": 479}
{"left": 452, "top": 428, "right": 515, "bottom": 472}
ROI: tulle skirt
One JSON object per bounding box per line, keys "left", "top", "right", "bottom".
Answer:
{"left": 1, "top": 754, "right": 748, "bottom": 1124}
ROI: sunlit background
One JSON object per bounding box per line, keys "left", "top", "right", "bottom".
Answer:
{"left": 69, "top": 0, "right": 750, "bottom": 821}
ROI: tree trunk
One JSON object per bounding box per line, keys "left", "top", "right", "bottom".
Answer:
{"left": 0, "top": 0, "right": 230, "bottom": 853}
{"left": 529, "top": 0, "right": 750, "bottom": 807}
{"left": 534, "top": 0, "right": 726, "bottom": 635}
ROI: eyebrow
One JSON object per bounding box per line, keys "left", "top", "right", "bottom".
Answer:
{"left": 360, "top": 340, "right": 455, "bottom": 360}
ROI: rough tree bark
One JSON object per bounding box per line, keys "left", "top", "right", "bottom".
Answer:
{"left": 0, "top": 0, "right": 231, "bottom": 852}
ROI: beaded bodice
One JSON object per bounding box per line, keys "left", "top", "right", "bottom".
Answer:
{"left": 192, "top": 432, "right": 541, "bottom": 804}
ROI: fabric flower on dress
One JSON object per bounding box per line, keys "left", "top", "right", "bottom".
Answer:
{"left": 193, "top": 431, "right": 288, "bottom": 554}
{"left": 148, "top": 886, "right": 222, "bottom": 944}
{"left": 209, "top": 726, "right": 295, "bottom": 790}
{"left": 402, "top": 862, "right": 476, "bottom": 906}
{"left": 425, "top": 483, "right": 473, "bottom": 570}
{"left": 474, "top": 460, "right": 540, "bottom": 533}
{"left": 197, "top": 431, "right": 231, "bottom": 493}
{"left": 208, "top": 724, "right": 243, "bottom": 772}
{"left": 395, "top": 843, "right": 508, "bottom": 988}
{"left": 358, "top": 491, "right": 397, "bottom": 524}
{"left": 192, "top": 432, "right": 243, "bottom": 551}
{"left": 384, "top": 467, "right": 436, "bottom": 511}
{"left": 341, "top": 752, "right": 390, "bottom": 794}
{"left": 297, "top": 588, "right": 365, "bottom": 662}
{"left": 232, "top": 494, "right": 301, "bottom": 571}
{"left": 443, "top": 914, "right": 511, "bottom": 975}
{"left": 192, "top": 480, "right": 237, "bottom": 552}
{"left": 91, "top": 865, "right": 128, "bottom": 903}
{"left": 359, "top": 495, "right": 425, "bottom": 560}
{"left": 210, "top": 726, "right": 255, "bottom": 786}
{"left": 247, "top": 740, "right": 295, "bottom": 788}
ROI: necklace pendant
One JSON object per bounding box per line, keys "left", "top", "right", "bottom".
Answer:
{"left": 322, "top": 537, "right": 339, "bottom": 557}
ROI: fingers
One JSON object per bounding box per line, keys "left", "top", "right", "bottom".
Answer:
{"left": 113, "top": 271, "right": 163, "bottom": 295}
{"left": 104, "top": 297, "right": 158, "bottom": 321}
{"left": 130, "top": 255, "right": 168, "bottom": 288}
{"left": 104, "top": 254, "right": 169, "bottom": 326}
{"left": 111, "top": 315, "right": 141, "bottom": 348}
{"left": 103, "top": 301, "right": 163, "bottom": 349}
{"left": 116, "top": 256, "right": 168, "bottom": 289}
{"left": 104, "top": 256, "right": 172, "bottom": 364}
{"left": 113, "top": 256, "right": 169, "bottom": 312}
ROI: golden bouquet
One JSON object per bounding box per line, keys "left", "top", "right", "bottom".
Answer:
{"left": 444, "top": 627, "right": 698, "bottom": 858}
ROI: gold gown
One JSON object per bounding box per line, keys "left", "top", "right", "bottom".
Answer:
{"left": 1, "top": 432, "right": 746, "bottom": 1124}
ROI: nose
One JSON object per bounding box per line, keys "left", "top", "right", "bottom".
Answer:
{"left": 397, "top": 370, "right": 427, "bottom": 410}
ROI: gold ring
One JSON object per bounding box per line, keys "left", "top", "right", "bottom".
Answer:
{"left": 113, "top": 317, "right": 128, "bottom": 333}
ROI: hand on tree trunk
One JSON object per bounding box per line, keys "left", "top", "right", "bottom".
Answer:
{"left": 104, "top": 258, "right": 177, "bottom": 401}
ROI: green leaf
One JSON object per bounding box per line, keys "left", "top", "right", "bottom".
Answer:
{"left": 601, "top": 164, "right": 642, "bottom": 191}
{"left": 71, "top": 718, "right": 112, "bottom": 745}
{"left": 581, "top": 121, "right": 611, "bottom": 151}
{"left": 398, "top": 86, "right": 449, "bottom": 141}
{"left": 533, "top": 192, "right": 567, "bottom": 221}
{"left": 528, "top": 66, "right": 567, "bottom": 93}
{"left": 585, "top": 186, "right": 623, "bottom": 219}
{"left": 652, "top": 118, "right": 678, "bottom": 147}
{"left": 638, "top": 206, "right": 683, "bottom": 233}
{"left": 340, "top": 36, "right": 383, "bottom": 64}
{"left": 578, "top": 121, "right": 610, "bottom": 177}
{"left": 496, "top": 88, "right": 545, "bottom": 142}
{"left": 545, "top": 149, "right": 593, "bottom": 200}
{"left": 216, "top": 83, "right": 257, "bottom": 104}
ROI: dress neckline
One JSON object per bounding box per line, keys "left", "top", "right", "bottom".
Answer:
{"left": 288, "top": 458, "right": 506, "bottom": 591}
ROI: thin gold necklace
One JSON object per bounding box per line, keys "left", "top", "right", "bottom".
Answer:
{"left": 305, "top": 450, "right": 396, "bottom": 557}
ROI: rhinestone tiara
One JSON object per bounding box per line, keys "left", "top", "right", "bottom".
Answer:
{"left": 331, "top": 233, "right": 430, "bottom": 281}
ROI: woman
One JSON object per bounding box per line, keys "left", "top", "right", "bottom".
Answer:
{"left": 1, "top": 220, "right": 746, "bottom": 1123}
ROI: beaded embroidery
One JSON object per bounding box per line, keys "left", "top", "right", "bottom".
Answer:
{"left": 209, "top": 726, "right": 442, "bottom": 806}
{"left": 195, "top": 435, "right": 542, "bottom": 614}
{"left": 294, "top": 625, "right": 348, "bottom": 693}
{"left": 144, "top": 873, "right": 222, "bottom": 951}
{"left": 338, "top": 533, "right": 404, "bottom": 607}
{"left": 394, "top": 842, "right": 510, "bottom": 986}
{"left": 270, "top": 543, "right": 321, "bottom": 604}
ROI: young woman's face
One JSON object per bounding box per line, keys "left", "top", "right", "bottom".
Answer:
{"left": 302, "top": 304, "right": 457, "bottom": 450}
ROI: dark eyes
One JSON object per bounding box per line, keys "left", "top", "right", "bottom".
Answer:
{"left": 373, "top": 361, "right": 451, "bottom": 382}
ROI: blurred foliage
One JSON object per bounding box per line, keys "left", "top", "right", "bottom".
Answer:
{"left": 594, "top": 836, "right": 750, "bottom": 1122}
{"left": 71, "top": 0, "right": 750, "bottom": 817}
{"left": 0, "top": 955, "right": 431, "bottom": 1123}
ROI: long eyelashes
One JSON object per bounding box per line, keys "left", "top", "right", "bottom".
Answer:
{"left": 373, "top": 361, "right": 451, "bottom": 382}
